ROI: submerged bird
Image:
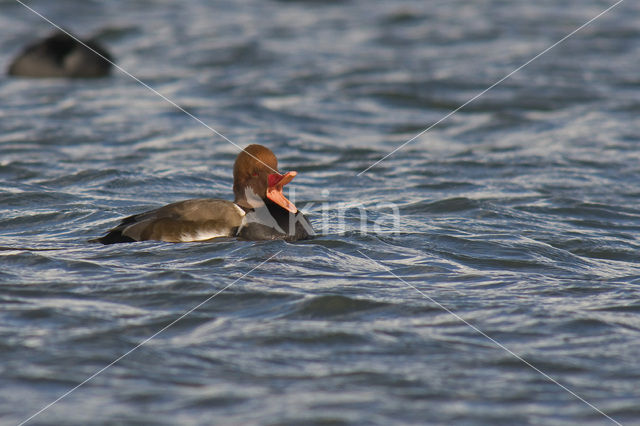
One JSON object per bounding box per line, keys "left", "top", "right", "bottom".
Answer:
{"left": 93, "top": 144, "right": 314, "bottom": 244}
{"left": 8, "top": 30, "right": 113, "bottom": 78}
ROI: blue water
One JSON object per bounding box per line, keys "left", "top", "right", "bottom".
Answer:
{"left": 1, "top": 0, "right": 640, "bottom": 424}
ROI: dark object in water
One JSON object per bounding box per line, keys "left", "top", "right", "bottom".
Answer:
{"left": 8, "top": 30, "right": 113, "bottom": 78}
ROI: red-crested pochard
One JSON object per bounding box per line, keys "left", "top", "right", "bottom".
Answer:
{"left": 93, "top": 144, "right": 314, "bottom": 244}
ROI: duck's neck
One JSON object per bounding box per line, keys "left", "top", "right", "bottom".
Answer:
{"left": 264, "top": 198, "right": 297, "bottom": 218}
{"left": 234, "top": 198, "right": 254, "bottom": 212}
{"left": 236, "top": 197, "right": 296, "bottom": 216}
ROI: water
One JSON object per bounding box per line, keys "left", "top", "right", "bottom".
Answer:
{"left": 1, "top": 0, "right": 640, "bottom": 424}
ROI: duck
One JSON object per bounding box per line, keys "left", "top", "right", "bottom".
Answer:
{"left": 93, "top": 144, "right": 315, "bottom": 244}
{"left": 8, "top": 30, "right": 113, "bottom": 78}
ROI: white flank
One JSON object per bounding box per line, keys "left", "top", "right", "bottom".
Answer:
{"left": 180, "top": 230, "right": 227, "bottom": 242}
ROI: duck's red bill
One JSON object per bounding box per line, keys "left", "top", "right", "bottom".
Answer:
{"left": 267, "top": 171, "right": 297, "bottom": 213}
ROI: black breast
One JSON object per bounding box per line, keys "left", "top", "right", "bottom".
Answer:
{"left": 237, "top": 200, "right": 314, "bottom": 241}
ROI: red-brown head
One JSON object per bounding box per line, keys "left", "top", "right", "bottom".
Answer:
{"left": 233, "top": 144, "right": 298, "bottom": 213}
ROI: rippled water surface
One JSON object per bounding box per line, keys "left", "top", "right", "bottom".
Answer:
{"left": 1, "top": 0, "right": 640, "bottom": 424}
